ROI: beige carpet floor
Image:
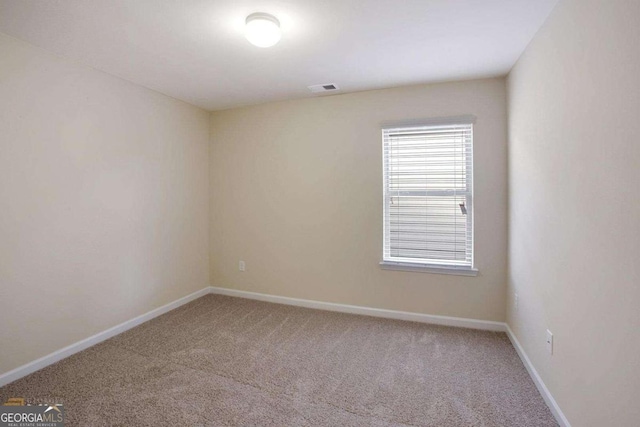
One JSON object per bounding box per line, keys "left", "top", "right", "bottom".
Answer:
{"left": 0, "top": 295, "right": 557, "bottom": 426}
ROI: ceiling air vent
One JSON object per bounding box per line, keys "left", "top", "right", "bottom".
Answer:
{"left": 308, "top": 83, "right": 340, "bottom": 93}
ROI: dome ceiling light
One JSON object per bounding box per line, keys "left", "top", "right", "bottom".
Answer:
{"left": 245, "top": 13, "right": 281, "bottom": 48}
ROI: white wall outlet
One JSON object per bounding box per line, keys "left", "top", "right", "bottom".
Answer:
{"left": 239, "top": 260, "right": 245, "bottom": 272}
{"left": 546, "top": 329, "right": 553, "bottom": 355}
{"left": 514, "top": 292, "right": 519, "bottom": 311}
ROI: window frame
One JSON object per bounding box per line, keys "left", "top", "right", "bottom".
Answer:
{"left": 379, "top": 116, "right": 478, "bottom": 276}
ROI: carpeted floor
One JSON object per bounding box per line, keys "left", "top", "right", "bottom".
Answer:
{"left": 0, "top": 295, "right": 557, "bottom": 426}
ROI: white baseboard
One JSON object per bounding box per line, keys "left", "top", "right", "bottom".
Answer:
{"left": 505, "top": 324, "right": 571, "bottom": 427}
{"left": 0, "top": 287, "right": 210, "bottom": 388}
{"left": 209, "top": 286, "right": 506, "bottom": 332}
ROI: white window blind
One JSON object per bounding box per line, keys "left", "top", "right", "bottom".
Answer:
{"left": 382, "top": 119, "right": 474, "bottom": 270}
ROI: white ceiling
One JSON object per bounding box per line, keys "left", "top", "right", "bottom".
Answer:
{"left": 0, "top": 0, "right": 558, "bottom": 111}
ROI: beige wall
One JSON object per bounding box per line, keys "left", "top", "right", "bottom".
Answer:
{"left": 507, "top": 0, "right": 640, "bottom": 425}
{"left": 0, "top": 33, "right": 210, "bottom": 375}
{"left": 210, "top": 78, "right": 508, "bottom": 321}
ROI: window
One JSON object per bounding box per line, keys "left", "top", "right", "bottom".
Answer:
{"left": 381, "top": 117, "right": 476, "bottom": 275}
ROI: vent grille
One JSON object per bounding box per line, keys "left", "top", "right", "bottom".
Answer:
{"left": 308, "top": 83, "right": 340, "bottom": 93}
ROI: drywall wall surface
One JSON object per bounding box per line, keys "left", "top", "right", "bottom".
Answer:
{"left": 210, "top": 78, "right": 508, "bottom": 322}
{"left": 0, "top": 33, "right": 210, "bottom": 375}
{"left": 507, "top": 0, "right": 640, "bottom": 425}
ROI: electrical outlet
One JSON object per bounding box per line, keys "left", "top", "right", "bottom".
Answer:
{"left": 546, "top": 329, "right": 553, "bottom": 355}
{"left": 239, "top": 260, "right": 245, "bottom": 272}
{"left": 515, "top": 293, "right": 519, "bottom": 311}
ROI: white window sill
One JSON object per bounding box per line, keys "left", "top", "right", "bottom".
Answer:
{"left": 379, "top": 261, "right": 478, "bottom": 277}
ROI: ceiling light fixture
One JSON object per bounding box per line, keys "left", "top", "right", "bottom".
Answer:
{"left": 245, "top": 13, "right": 281, "bottom": 48}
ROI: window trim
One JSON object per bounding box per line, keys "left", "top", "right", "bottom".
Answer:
{"left": 380, "top": 116, "right": 477, "bottom": 276}
{"left": 379, "top": 261, "right": 479, "bottom": 276}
